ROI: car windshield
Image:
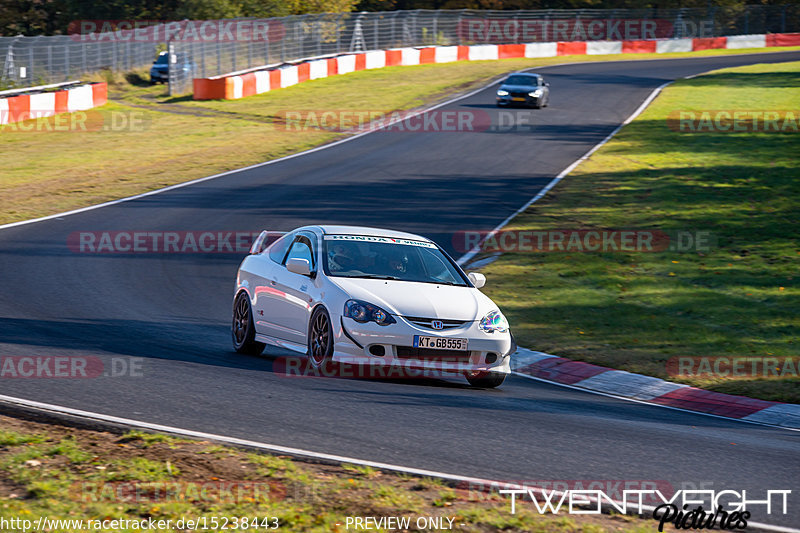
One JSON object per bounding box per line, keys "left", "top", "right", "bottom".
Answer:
{"left": 504, "top": 75, "right": 536, "bottom": 86}
{"left": 323, "top": 235, "right": 468, "bottom": 286}
{"left": 155, "top": 54, "right": 168, "bottom": 64}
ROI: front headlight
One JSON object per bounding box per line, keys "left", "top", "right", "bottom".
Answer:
{"left": 496, "top": 89, "right": 509, "bottom": 97}
{"left": 529, "top": 89, "right": 543, "bottom": 98}
{"left": 344, "top": 299, "right": 396, "bottom": 326}
{"left": 479, "top": 310, "right": 509, "bottom": 333}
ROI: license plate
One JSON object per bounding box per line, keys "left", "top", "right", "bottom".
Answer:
{"left": 413, "top": 336, "right": 468, "bottom": 351}
{"left": 511, "top": 97, "right": 526, "bottom": 102}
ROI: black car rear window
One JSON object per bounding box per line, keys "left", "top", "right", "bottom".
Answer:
{"left": 155, "top": 54, "right": 168, "bottom": 65}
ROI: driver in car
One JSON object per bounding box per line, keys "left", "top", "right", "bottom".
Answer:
{"left": 329, "top": 243, "right": 378, "bottom": 273}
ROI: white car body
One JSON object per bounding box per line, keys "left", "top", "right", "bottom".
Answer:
{"left": 233, "top": 225, "right": 513, "bottom": 384}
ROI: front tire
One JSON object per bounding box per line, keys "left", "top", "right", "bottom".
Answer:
{"left": 308, "top": 306, "right": 333, "bottom": 369}
{"left": 466, "top": 371, "right": 506, "bottom": 388}
{"left": 232, "top": 292, "right": 265, "bottom": 355}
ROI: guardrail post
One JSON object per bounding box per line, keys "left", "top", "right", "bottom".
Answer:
{"left": 264, "top": 28, "right": 269, "bottom": 66}
{"left": 201, "top": 41, "right": 206, "bottom": 78}
{"left": 781, "top": 5, "right": 786, "bottom": 33}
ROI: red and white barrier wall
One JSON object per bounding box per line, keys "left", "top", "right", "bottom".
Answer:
{"left": 194, "top": 32, "right": 800, "bottom": 100}
{"left": 0, "top": 82, "right": 107, "bottom": 126}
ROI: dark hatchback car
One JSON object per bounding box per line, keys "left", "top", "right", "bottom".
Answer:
{"left": 150, "top": 51, "right": 196, "bottom": 84}
{"left": 496, "top": 72, "right": 550, "bottom": 108}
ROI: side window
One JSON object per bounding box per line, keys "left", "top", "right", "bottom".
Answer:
{"left": 268, "top": 233, "right": 293, "bottom": 264}
{"left": 285, "top": 236, "right": 316, "bottom": 270}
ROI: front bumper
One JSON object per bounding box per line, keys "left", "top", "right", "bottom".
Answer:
{"left": 496, "top": 95, "right": 543, "bottom": 107}
{"left": 332, "top": 315, "right": 513, "bottom": 376}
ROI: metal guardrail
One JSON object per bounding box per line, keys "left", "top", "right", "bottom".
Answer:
{"left": 0, "top": 79, "right": 81, "bottom": 97}
{"left": 1, "top": 5, "right": 798, "bottom": 95}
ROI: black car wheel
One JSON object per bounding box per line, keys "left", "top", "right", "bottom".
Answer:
{"left": 232, "top": 292, "right": 265, "bottom": 355}
{"left": 308, "top": 306, "right": 333, "bottom": 369}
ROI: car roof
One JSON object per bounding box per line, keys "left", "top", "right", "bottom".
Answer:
{"left": 506, "top": 72, "right": 539, "bottom": 78}
{"left": 310, "top": 225, "right": 431, "bottom": 242}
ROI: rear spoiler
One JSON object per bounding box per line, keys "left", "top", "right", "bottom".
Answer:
{"left": 249, "top": 230, "right": 287, "bottom": 255}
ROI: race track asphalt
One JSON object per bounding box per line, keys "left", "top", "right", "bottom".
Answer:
{"left": 1, "top": 51, "right": 798, "bottom": 527}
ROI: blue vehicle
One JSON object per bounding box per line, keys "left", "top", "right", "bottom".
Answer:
{"left": 150, "top": 51, "right": 196, "bottom": 84}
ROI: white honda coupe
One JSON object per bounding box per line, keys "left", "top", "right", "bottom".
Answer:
{"left": 232, "top": 225, "right": 514, "bottom": 388}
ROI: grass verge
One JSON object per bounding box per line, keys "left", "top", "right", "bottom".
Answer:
{"left": 0, "top": 46, "right": 798, "bottom": 225}
{"left": 478, "top": 61, "right": 800, "bottom": 402}
{"left": 0, "top": 413, "right": 660, "bottom": 532}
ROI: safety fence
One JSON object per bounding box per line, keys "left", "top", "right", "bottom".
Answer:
{"left": 1, "top": 5, "right": 798, "bottom": 95}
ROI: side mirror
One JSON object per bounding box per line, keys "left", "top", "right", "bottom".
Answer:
{"left": 545, "top": 82, "right": 550, "bottom": 87}
{"left": 468, "top": 272, "right": 486, "bottom": 289}
{"left": 286, "top": 258, "right": 311, "bottom": 276}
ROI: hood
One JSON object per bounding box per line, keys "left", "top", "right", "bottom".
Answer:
{"left": 330, "top": 278, "right": 493, "bottom": 321}
{"left": 500, "top": 84, "right": 537, "bottom": 92}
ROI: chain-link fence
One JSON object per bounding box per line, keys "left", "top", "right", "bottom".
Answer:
{"left": 0, "top": 34, "right": 159, "bottom": 89}
{"left": 166, "top": 4, "right": 800, "bottom": 94}
{"left": 2, "top": 5, "right": 798, "bottom": 95}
